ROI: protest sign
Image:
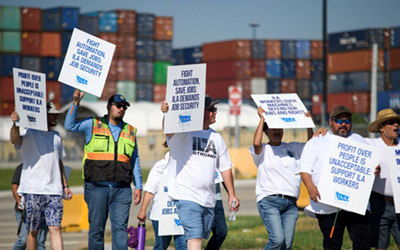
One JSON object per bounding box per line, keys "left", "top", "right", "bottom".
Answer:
{"left": 164, "top": 64, "right": 206, "bottom": 134}
{"left": 251, "top": 93, "right": 315, "bottom": 129}
{"left": 58, "top": 28, "right": 115, "bottom": 97}
{"left": 388, "top": 149, "right": 400, "bottom": 213}
{"left": 318, "top": 136, "right": 379, "bottom": 215}
{"left": 13, "top": 68, "right": 47, "bottom": 131}
{"left": 158, "top": 170, "right": 184, "bottom": 236}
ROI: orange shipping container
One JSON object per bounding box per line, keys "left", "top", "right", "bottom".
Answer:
{"left": 327, "top": 92, "right": 370, "bottom": 114}
{"left": 21, "top": 7, "right": 41, "bottom": 31}
{"left": 328, "top": 49, "right": 384, "bottom": 74}
{"left": 0, "top": 101, "right": 15, "bottom": 116}
{"left": 117, "top": 59, "right": 136, "bottom": 81}
{"left": 153, "top": 84, "right": 166, "bottom": 103}
{"left": 116, "top": 10, "right": 136, "bottom": 34}
{"left": 250, "top": 60, "right": 266, "bottom": 77}
{"left": 266, "top": 40, "right": 281, "bottom": 59}
{"left": 310, "top": 40, "right": 323, "bottom": 59}
{"left": 389, "top": 48, "right": 400, "bottom": 70}
{"left": 311, "top": 94, "right": 323, "bottom": 115}
{"left": 116, "top": 34, "right": 136, "bottom": 58}
{"left": 46, "top": 81, "right": 62, "bottom": 102}
{"left": 281, "top": 79, "right": 296, "bottom": 93}
{"left": 154, "top": 16, "right": 173, "bottom": 41}
{"left": 296, "top": 59, "right": 311, "bottom": 79}
{"left": 21, "top": 32, "right": 41, "bottom": 56}
{"left": 40, "top": 32, "right": 61, "bottom": 57}
{"left": 0, "top": 77, "right": 15, "bottom": 102}
{"left": 107, "top": 59, "right": 118, "bottom": 81}
{"left": 202, "top": 40, "right": 251, "bottom": 62}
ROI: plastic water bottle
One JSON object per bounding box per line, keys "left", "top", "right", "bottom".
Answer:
{"left": 229, "top": 200, "right": 237, "bottom": 221}
{"left": 137, "top": 221, "right": 146, "bottom": 250}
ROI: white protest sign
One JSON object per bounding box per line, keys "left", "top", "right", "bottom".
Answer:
{"left": 318, "top": 136, "right": 378, "bottom": 215}
{"left": 58, "top": 28, "right": 115, "bottom": 97}
{"left": 251, "top": 93, "right": 315, "bottom": 129}
{"left": 388, "top": 149, "right": 400, "bottom": 213}
{"left": 13, "top": 68, "right": 47, "bottom": 131}
{"left": 164, "top": 64, "right": 206, "bottom": 134}
{"left": 158, "top": 170, "right": 184, "bottom": 236}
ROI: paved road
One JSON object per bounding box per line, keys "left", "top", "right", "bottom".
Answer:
{"left": 0, "top": 180, "right": 257, "bottom": 250}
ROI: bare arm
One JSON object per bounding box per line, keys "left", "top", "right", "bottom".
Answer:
{"left": 137, "top": 191, "right": 154, "bottom": 221}
{"left": 253, "top": 106, "right": 265, "bottom": 155}
{"left": 59, "top": 160, "right": 72, "bottom": 200}
{"left": 301, "top": 172, "right": 320, "bottom": 202}
{"left": 221, "top": 169, "right": 240, "bottom": 211}
{"left": 161, "top": 101, "right": 174, "bottom": 138}
{"left": 10, "top": 111, "right": 23, "bottom": 146}
{"left": 12, "top": 183, "right": 21, "bottom": 206}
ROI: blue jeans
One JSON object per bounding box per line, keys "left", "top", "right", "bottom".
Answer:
{"left": 13, "top": 203, "right": 48, "bottom": 250}
{"left": 84, "top": 182, "right": 132, "bottom": 250}
{"left": 257, "top": 195, "right": 298, "bottom": 250}
{"left": 152, "top": 220, "right": 187, "bottom": 250}
{"left": 205, "top": 200, "right": 227, "bottom": 250}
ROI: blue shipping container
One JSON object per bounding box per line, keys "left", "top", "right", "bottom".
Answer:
{"left": 266, "top": 59, "right": 281, "bottom": 79}
{"left": 61, "top": 32, "right": 72, "bottom": 54}
{"left": 136, "top": 82, "right": 153, "bottom": 102}
{"left": 281, "top": 59, "right": 296, "bottom": 78}
{"left": 42, "top": 7, "right": 79, "bottom": 31}
{"left": 328, "top": 71, "right": 385, "bottom": 93}
{"left": 136, "top": 38, "right": 154, "bottom": 61}
{"left": 41, "top": 57, "right": 62, "bottom": 80}
{"left": 183, "top": 46, "right": 202, "bottom": 64}
{"left": 311, "top": 60, "right": 324, "bottom": 80}
{"left": 251, "top": 40, "right": 266, "bottom": 59}
{"left": 267, "top": 79, "right": 281, "bottom": 94}
{"left": 79, "top": 15, "right": 99, "bottom": 35}
{"left": 154, "top": 40, "right": 172, "bottom": 61}
{"left": 281, "top": 40, "right": 296, "bottom": 59}
{"left": 21, "top": 56, "right": 41, "bottom": 72}
{"left": 328, "top": 28, "right": 385, "bottom": 53}
{"left": 378, "top": 91, "right": 400, "bottom": 112}
{"left": 61, "top": 84, "right": 75, "bottom": 103}
{"left": 390, "top": 70, "right": 400, "bottom": 90}
{"left": 296, "top": 40, "right": 311, "bottom": 59}
{"left": 311, "top": 80, "right": 323, "bottom": 95}
{"left": 136, "top": 13, "right": 154, "bottom": 39}
{"left": 171, "top": 49, "right": 184, "bottom": 65}
{"left": 390, "top": 27, "right": 400, "bottom": 48}
{"left": 1, "top": 54, "right": 20, "bottom": 77}
{"left": 136, "top": 61, "right": 154, "bottom": 83}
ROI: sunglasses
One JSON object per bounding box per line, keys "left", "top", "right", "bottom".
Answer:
{"left": 383, "top": 120, "right": 400, "bottom": 126}
{"left": 205, "top": 107, "right": 217, "bottom": 113}
{"left": 113, "top": 103, "right": 128, "bottom": 110}
{"left": 333, "top": 118, "right": 351, "bottom": 125}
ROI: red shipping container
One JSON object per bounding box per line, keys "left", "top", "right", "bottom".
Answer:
{"left": 296, "top": 59, "right": 311, "bottom": 79}
{"left": 266, "top": 40, "right": 281, "bottom": 59}
{"left": 117, "top": 59, "right": 136, "bottom": 81}
{"left": 21, "top": 7, "right": 41, "bottom": 31}
{"left": 154, "top": 16, "right": 173, "bottom": 41}
{"left": 99, "top": 33, "right": 118, "bottom": 56}
{"left": 41, "top": 32, "right": 61, "bottom": 57}
{"left": 311, "top": 94, "right": 323, "bottom": 115}
{"left": 153, "top": 84, "right": 166, "bottom": 103}
{"left": 46, "top": 81, "right": 62, "bottom": 102}
{"left": 327, "top": 92, "right": 370, "bottom": 114}
{"left": 206, "top": 79, "right": 251, "bottom": 99}
{"left": 206, "top": 60, "right": 251, "bottom": 81}
{"left": 116, "top": 34, "right": 136, "bottom": 58}
{"left": 116, "top": 10, "right": 136, "bottom": 34}
{"left": 384, "top": 29, "right": 390, "bottom": 50}
{"left": 0, "top": 77, "right": 15, "bottom": 102}
{"left": 202, "top": 40, "right": 251, "bottom": 62}
{"left": 107, "top": 60, "right": 118, "bottom": 81}
{"left": 310, "top": 40, "right": 323, "bottom": 59}
{"left": 100, "top": 81, "right": 117, "bottom": 101}
{"left": 281, "top": 79, "right": 296, "bottom": 93}
{"left": 328, "top": 49, "right": 384, "bottom": 74}
{"left": 250, "top": 60, "right": 266, "bottom": 77}
{"left": 21, "top": 32, "right": 41, "bottom": 56}
{"left": 0, "top": 101, "right": 15, "bottom": 116}
{"left": 390, "top": 48, "right": 400, "bottom": 70}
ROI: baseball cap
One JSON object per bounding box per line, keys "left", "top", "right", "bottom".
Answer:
{"left": 330, "top": 105, "right": 352, "bottom": 118}
{"left": 107, "top": 94, "right": 130, "bottom": 107}
{"left": 205, "top": 94, "right": 220, "bottom": 109}
{"left": 47, "top": 102, "right": 63, "bottom": 114}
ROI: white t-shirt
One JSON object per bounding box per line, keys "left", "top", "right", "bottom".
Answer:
{"left": 16, "top": 129, "right": 66, "bottom": 196}
{"left": 144, "top": 152, "right": 170, "bottom": 220}
{"left": 297, "top": 130, "right": 367, "bottom": 215}
{"left": 167, "top": 128, "right": 232, "bottom": 208}
{"left": 365, "top": 137, "right": 400, "bottom": 197}
{"left": 249, "top": 142, "right": 305, "bottom": 202}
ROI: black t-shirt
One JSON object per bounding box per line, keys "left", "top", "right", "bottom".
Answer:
{"left": 11, "top": 164, "right": 23, "bottom": 185}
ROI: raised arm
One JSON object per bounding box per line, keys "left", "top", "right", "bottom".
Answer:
{"left": 161, "top": 101, "right": 174, "bottom": 138}
{"left": 10, "top": 111, "right": 23, "bottom": 146}
{"left": 253, "top": 106, "right": 265, "bottom": 155}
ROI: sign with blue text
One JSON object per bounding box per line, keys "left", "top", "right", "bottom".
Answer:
{"left": 387, "top": 149, "right": 400, "bottom": 213}
{"left": 13, "top": 68, "right": 47, "bottom": 131}
{"left": 318, "top": 136, "right": 378, "bottom": 215}
{"left": 164, "top": 64, "right": 206, "bottom": 134}
{"left": 58, "top": 28, "right": 115, "bottom": 97}
{"left": 251, "top": 93, "right": 315, "bottom": 129}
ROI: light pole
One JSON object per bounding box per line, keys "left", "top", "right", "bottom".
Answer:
{"left": 250, "top": 22, "right": 259, "bottom": 40}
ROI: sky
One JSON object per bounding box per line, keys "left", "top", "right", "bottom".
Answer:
{"left": 3, "top": 0, "right": 400, "bottom": 48}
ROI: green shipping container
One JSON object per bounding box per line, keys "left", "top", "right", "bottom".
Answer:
{"left": 117, "top": 81, "right": 136, "bottom": 103}
{"left": 154, "top": 61, "right": 172, "bottom": 84}
{"left": 0, "top": 6, "right": 21, "bottom": 30}
{"left": 1, "top": 31, "right": 21, "bottom": 53}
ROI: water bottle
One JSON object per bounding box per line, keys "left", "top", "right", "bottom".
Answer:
{"left": 136, "top": 221, "right": 146, "bottom": 250}
{"left": 229, "top": 200, "right": 237, "bottom": 221}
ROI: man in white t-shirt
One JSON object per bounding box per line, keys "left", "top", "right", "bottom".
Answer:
{"left": 10, "top": 102, "right": 72, "bottom": 250}
{"left": 366, "top": 108, "right": 400, "bottom": 250}
{"left": 161, "top": 95, "right": 240, "bottom": 250}
{"left": 298, "top": 105, "right": 372, "bottom": 250}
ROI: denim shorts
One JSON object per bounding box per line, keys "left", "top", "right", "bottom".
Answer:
{"left": 24, "top": 194, "right": 63, "bottom": 231}
{"left": 176, "top": 200, "right": 215, "bottom": 240}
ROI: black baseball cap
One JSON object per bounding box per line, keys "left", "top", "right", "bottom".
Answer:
{"left": 205, "top": 94, "right": 220, "bottom": 109}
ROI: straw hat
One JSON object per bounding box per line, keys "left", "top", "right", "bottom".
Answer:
{"left": 368, "top": 108, "right": 400, "bottom": 133}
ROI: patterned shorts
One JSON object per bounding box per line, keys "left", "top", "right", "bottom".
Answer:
{"left": 24, "top": 194, "right": 63, "bottom": 231}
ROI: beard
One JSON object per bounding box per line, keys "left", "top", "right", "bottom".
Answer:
{"left": 336, "top": 126, "right": 350, "bottom": 137}
{"left": 115, "top": 116, "right": 123, "bottom": 122}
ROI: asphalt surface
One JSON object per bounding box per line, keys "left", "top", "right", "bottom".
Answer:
{"left": 0, "top": 179, "right": 258, "bottom": 250}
